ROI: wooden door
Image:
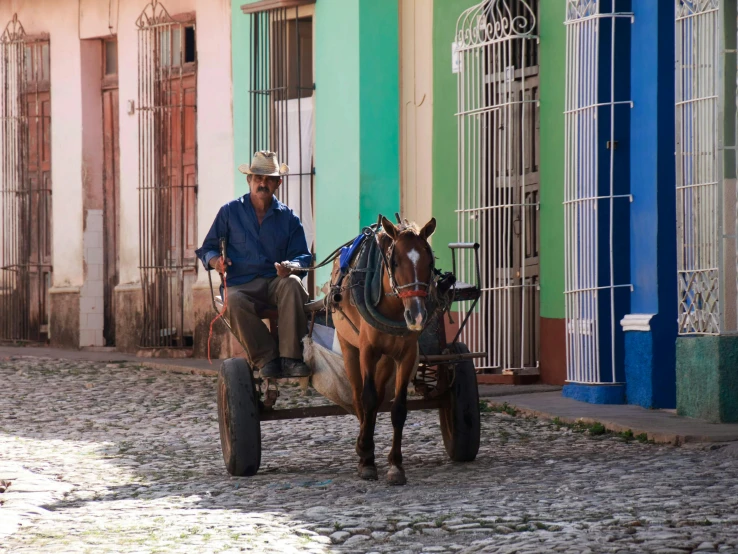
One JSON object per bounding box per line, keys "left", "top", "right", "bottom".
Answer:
{"left": 102, "top": 87, "right": 120, "bottom": 345}
{"left": 509, "top": 75, "right": 540, "bottom": 369}
{"left": 24, "top": 41, "right": 52, "bottom": 342}
{"left": 165, "top": 72, "right": 197, "bottom": 341}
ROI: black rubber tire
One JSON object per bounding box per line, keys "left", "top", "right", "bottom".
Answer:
{"left": 439, "top": 342, "right": 481, "bottom": 462}
{"left": 217, "top": 358, "right": 261, "bottom": 476}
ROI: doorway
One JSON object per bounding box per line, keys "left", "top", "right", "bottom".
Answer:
{"left": 455, "top": 0, "right": 540, "bottom": 374}
{"left": 102, "top": 38, "right": 120, "bottom": 346}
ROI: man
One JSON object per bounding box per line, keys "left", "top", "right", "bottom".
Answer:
{"left": 196, "top": 151, "right": 312, "bottom": 378}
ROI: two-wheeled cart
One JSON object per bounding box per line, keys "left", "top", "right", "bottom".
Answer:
{"left": 212, "top": 241, "right": 484, "bottom": 476}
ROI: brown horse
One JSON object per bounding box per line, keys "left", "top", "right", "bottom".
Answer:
{"left": 330, "top": 215, "right": 436, "bottom": 485}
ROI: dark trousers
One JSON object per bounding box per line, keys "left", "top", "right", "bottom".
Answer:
{"left": 226, "top": 275, "right": 309, "bottom": 368}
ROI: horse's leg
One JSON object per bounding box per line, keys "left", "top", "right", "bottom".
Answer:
{"left": 337, "top": 334, "right": 363, "bottom": 423}
{"left": 374, "top": 355, "right": 396, "bottom": 407}
{"left": 356, "top": 344, "right": 381, "bottom": 480}
{"left": 387, "top": 347, "right": 418, "bottom": 486}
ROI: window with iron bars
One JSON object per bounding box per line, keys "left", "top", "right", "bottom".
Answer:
{"left": 0, "top": 14, "right": 52, "bottom": 342}
{"left": 243, "top": 0, "right": 316, "bottom": 294}
{"left": 136, "top": 1, "right": 198, "bottom": 348}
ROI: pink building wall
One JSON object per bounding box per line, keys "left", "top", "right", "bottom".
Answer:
{"left": 0, "top": 0, "right": 235, "bottom": 349}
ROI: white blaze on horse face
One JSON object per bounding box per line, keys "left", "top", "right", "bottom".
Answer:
{"left": 404, "top": 248, "right": 426, "bottom": 330}
{"left": 408, "top": 249, "right": 420, "bottom": 280}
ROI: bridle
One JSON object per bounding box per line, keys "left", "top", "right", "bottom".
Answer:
{"left": 376, "top": 230, "right": 435, "bottom": 300}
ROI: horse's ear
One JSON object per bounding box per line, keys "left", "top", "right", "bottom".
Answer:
{"left": 420, "top": 217, "right": 437, "bottom": 240}
{"left": 382, "top": 215, "right": 398, "bottom": 240}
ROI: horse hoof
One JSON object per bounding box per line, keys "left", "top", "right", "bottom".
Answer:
{"left": 387, "top": 466, "right": 407, "bottom": 486}
{"left": 358, "top": 464, "right": 378, "bottom": 481}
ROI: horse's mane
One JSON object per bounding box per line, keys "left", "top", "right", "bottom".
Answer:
{"left": 397, "top": 220, "right": 420, "bottom": 234}
{"left": 378, "top": 220, "right": 420, "bottom": 238}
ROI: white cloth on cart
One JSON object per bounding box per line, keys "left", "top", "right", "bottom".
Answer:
{"left": 303, "top": 332, "right": 355, "bottom": 415}
{"left": 303, "top": 324, "right": 401, "bottom": 416}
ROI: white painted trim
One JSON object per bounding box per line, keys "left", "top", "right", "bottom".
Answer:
{"left": 620, "top": 314, "right": 655, "bottom": 332}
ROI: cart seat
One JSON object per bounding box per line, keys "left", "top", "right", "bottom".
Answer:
{"left": 451, "top": 281, "right": 482, "bottom": 302}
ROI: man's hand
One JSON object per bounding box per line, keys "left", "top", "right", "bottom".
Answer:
{"left": 275, "top": 261, "right": 301, "bottom": 278}
{"left": 209, "top": 256, "right": 232, "bottom": 274}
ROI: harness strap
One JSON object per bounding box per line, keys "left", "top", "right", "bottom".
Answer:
{"left": 398, "top": 290, "right": 428, "bottom": 299}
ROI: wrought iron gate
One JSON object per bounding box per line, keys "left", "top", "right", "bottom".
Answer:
{"left": 0, "top": 15, "right": 52, "bottom": 342}
{"left": 137, "top": 1, "right": 198, "bottom": 348}
{"left": 675, "top": 0, "right": 722, "bottom": 335}
{"left": 245, "top": 3, "right": 315, "bottom": 289}
{"left": 455, "top": 0, "right": 540, "bottom": 373}
{"left": 563, "top": 1, "right": 632, "bottom": 384}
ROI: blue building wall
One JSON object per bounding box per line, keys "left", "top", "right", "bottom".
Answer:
{"left": 623, "top": 0, "right": 677, "bottom": 409}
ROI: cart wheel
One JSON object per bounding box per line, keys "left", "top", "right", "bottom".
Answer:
{"left": 439, "top": 342, "right": 480, "bottom": 462}
{"left": 217, "top": 357, "right": 261, "bottom": 476}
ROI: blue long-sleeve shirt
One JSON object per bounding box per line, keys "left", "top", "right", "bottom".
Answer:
{"left": 195, "top": 194, "right": 312, "bottom": 286}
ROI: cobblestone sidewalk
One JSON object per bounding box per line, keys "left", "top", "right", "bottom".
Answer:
{"left": 1, "top": 356, "right": 738, "bottom": 553}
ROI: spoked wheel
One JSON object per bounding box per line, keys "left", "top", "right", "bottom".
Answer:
{"left": 439, "top": 342, "right": 481, "bottom": 462}
{"left": 217, "top": 357, "right": 261, "bottom": 476}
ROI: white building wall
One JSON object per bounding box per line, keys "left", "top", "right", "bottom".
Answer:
{"left": 193, "top": 0, "right": 235, "bottom": 287}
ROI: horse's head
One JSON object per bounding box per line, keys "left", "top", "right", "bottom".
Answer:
{"left": 380, "top": 215, "right": 437, "bottom": 332}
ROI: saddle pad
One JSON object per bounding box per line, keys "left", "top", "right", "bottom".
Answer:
{"left": 339, "top": 233, "right": 367, "bottom": 272}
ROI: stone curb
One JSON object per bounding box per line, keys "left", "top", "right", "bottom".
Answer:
{"left": 482, "top": 398, "right": 738, "bottom": 446}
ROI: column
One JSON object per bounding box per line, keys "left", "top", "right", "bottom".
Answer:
{"left": 621, "top": 0, "right": 677, "bottom": 409}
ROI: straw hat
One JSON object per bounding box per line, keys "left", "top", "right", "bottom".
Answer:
{"left": 238, "top": 151, "right": 289, "bottom": 176}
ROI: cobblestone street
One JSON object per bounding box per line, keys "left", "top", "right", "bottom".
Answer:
{"left": 2, "top": 356, "right": 738, "bottom": 553}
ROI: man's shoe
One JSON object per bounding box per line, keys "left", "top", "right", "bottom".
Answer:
{"left": 259, "top": 358, "right": 283, "bottom": 379}
{"left": 281, "top": 357, "right": 311, "bottom": 378}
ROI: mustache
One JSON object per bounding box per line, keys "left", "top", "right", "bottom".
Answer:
{"left": 257, "top": 186, "right": 270, "bottom": 192}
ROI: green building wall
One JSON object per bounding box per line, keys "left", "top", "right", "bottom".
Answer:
{"left": 313, "top": 0, "right": 362, "bottom": 289}
{"left": 232, "top": 0, "right": 257, "bottom": 196}
{"left": 314, "top": 0, "right": 400, "bottom": 289}
{"left": 538, "top": 0, "right": 567, "bottom": 383}
{"left": 358, "top": 0, "right": 400, "bottom": 228}
{"left": 538, "top": 0, "right": 566, "bottom": 321}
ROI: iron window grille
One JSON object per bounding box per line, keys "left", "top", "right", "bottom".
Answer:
{"left": 0, "top": 14, "right": 52, "bottom": 342}
{"left": 563, "top": 0, "right": 633, "bottom": 384}
{"left": 243, "top": 1, "right": 316, "bottom": 292}
{"left": 674, "top": 0, "right": 737, "bottom": 336}
{"left": 136, "top": 0, "right": 198, "bottom": 348}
